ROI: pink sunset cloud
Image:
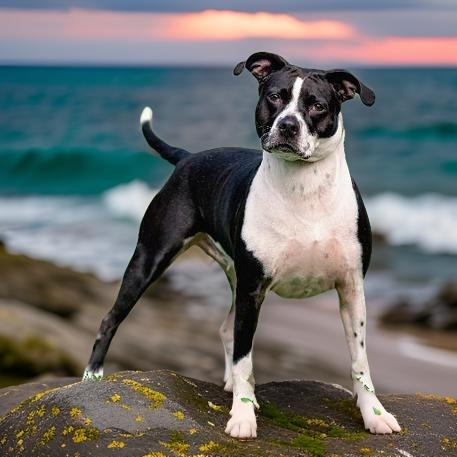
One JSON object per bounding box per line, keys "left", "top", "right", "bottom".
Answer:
{"left": 300, "top": 37, "right": 457, "bottom": 66}
{"left": 0, "top": 8, "right": 354, "bottom": 41}
{"left": 164, "top": 10, "right": 355, "bottom": 40}
{"left": 0, "top": 7, "right": 456, "bottom": 65}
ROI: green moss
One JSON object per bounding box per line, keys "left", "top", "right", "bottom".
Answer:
{"left": 324, "top": 397, "right": 362, "bottom": 422}
{"left": 0, "top": 335, "right": 79, "bottom": 378}
{"left": 260, "top": 401, "right": 367, "bottom": 457}
{"left": 261, "top": 402, "right": 365, "bottom": 440}
{"left": 291, "top": 434, "right": 325, "bottom": 457}
{"left": 171, "top": 375, "right": 209, "bottom": 413}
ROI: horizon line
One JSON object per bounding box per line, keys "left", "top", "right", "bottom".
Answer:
{"left": 1, "top": 61, "right": 457, "bottom": 70}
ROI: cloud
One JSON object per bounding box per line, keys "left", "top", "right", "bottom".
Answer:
{"left": 164, "top": 11, "right": 355, "bottom": 40}
{"left": 1, "top": 0, "right": 457, "bottom": 12}
{"left": 0, "top": 7, "right": 456, "bottom": 66}
{"left": 286, "top": 37, "right": 457, "bottom": 66}
{"left": 0, "top": 9, "right": 355, "bottom": 42}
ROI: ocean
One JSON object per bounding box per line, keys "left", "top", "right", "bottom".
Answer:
{"left": 0, "top": 66, "right": 456, "bottom": 303}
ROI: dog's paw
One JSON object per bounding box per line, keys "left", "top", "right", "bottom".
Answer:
{"left": 359, "top": 395, "right": 401, "bottom": 434}
{"left": 82, "top": 366, "right": 104, "bottom": 381}
{"left": 225, "top": 401, "right": 257, "bottom": 439}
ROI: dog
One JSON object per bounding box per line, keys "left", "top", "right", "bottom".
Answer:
{"left": 83, "top": 52, "right": 401, "bottom": 439}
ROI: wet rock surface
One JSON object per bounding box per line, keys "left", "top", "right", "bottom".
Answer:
{"left": 1, "top": 370, "right": 456, "bottom": 457}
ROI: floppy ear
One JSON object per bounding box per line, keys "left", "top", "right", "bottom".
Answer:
{"left": 233, "top": 52, "right": 288, "bottom": 82}
{"left": 326, "top": 70, "right": 375, "bottom": 106}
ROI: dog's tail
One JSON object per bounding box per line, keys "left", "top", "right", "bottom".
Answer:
{"left": 140, "top": 107, "right": 190, "bottom": 166}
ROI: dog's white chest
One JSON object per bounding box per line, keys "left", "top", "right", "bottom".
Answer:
{"left": 242, "top": 150, "right": 361, "bottom": 299}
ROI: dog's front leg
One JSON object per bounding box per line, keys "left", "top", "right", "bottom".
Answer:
{"left": 337, "top": 275, "right": 401, "bottom": 434}
{"left": 225, "top": 274, "right": 268, "bottom": 440}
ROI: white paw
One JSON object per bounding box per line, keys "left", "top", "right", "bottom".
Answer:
{"left": 82, "top": 366, "right": 104, "bottom": 381}
{"left": 225, "top": 401, "right": 257, "bottom": 439}
{"left": 359, "top": 396, "right": 401, "bottom": 434}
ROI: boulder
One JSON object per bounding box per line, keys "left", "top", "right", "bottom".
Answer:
{"left": 381, "top": 281, "right": 457, "bottom": 331}
{"left": 0, "top": 370, "right": 456, "bottom": 457}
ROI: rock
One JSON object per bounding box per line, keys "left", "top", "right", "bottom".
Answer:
{"left": 0, "top": 300, "right": 90, "bottom": 381}
{"left": 0, "top": 370, "right": 456, "bottom": 457}
{"left": 381, "top": 282, "right": 457, "bottom": 331}
{"left": 0, "top": 243, "right": 111, "bottom": 318}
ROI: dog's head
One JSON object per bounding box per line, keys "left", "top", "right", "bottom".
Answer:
{"left": 234, "top": 52, "right": 375, "bottom": 162}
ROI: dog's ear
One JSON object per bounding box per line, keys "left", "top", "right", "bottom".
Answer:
{"left": 233, "top": 52, "right": 288, "bottom": 82}
{"left": 325, "top": 70, "right": 375, "bottom": 106}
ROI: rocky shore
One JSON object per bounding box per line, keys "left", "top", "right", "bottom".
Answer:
{"left": 1, "top": 370, "right": 456, "bottom": 457}
{"left": 381, "top": 282, "right": 457, "bottom": 331}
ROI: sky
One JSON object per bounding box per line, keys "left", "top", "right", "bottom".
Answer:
{"left": 1, "top": 1, "right": 456, "bottom": 66}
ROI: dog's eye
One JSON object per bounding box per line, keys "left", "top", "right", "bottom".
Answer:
{"left": 311, "top": 103, "right": 325, "bottom": 112}
{"left": 268, "top": 93, "right": 281, "bottom": 102}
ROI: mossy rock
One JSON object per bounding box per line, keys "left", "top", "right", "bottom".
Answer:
{"left": 0, "top": 370, "right": 456, "bottom": 456}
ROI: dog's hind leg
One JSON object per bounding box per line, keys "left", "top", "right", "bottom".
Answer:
{"left": 196, "top": 235, "right": 236, "bottom": 391}
{"left": 337, "top": 275, "right": 401, "bottom": 434}
{"left": 83, "top": 189, "right": 198, "bottom": 380}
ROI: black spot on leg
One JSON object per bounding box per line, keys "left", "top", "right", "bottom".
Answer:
{"left": 360, "top": 341, "right": 364, "bottom": 348}
{"left": 360, "top": 321, "right": 364, "bottom": 327}
{"left": 360, "top": 371, "right": 364, "bottom": 375}
{"left": 353, "top": 332, "right": 357, "bottom": 338}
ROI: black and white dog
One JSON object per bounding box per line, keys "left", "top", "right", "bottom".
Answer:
{"left": 83, "top": 52, "right": 401, "bottom": 439}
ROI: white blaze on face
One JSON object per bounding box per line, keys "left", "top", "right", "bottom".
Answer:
{"left": 269, "top": 76, "right": 317, "bottom": 158}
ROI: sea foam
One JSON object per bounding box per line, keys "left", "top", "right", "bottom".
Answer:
{"left": 103, "top": 180, "right": 157, "bottom": 222}
{"left": 103, "top": 181, "right": 457, "bottom": 255}
{"left": 366, "top": 192, "right": 457, "bottom": 254}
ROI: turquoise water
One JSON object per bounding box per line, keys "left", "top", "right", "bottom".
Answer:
{"left": 0, "top": 66, "right": 456, "bottom": 291}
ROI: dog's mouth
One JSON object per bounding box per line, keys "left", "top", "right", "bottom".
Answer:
{"left": 262, "top": 140, "right": 311, "bottom": 161}
{"left": 267, "top": 143, "right": 296, "bottom": 154}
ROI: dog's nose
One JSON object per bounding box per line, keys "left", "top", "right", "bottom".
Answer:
{"left": 278, "top": 116, "right": 299, "bottom": 137}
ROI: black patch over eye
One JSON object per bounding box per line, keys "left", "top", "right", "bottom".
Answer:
{"left": 310, "top": 102, "right": 325, "bottom": 112}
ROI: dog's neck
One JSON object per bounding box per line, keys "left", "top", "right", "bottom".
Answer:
{"left": 258, "top": 116, "right": 348, "bottom": 203}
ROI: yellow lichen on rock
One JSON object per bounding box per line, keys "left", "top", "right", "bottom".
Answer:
{"left": 160, "top": 439, "right": 189, "bottom": 456}
{"left": 207, "top": 401, "right": 223, "bottom": 412}
{"left": 71, "top": 428, "right": 100, "bottom": 443}
{"left": 62, "top": 425, "right": 74, "bottom": 436}
{"left": 198, "top": 441, "right": 218, "bottom": 452}
{"left": 39, "top": 426, "right": 56, "bottom": 445}
{"left": 173, "top": 411, "right": 185, "bottom": 420}
{"left": 107, "top": 440, "right": 126, "bottom": 449}
{"left": 69, "top": 407, "right": 82, "bottom": 418}
{"left": 122, "top": 379, "right": 166, "bottom": 409}
{"left": 109, "top": 394, "right": 121, "bottom": 403}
